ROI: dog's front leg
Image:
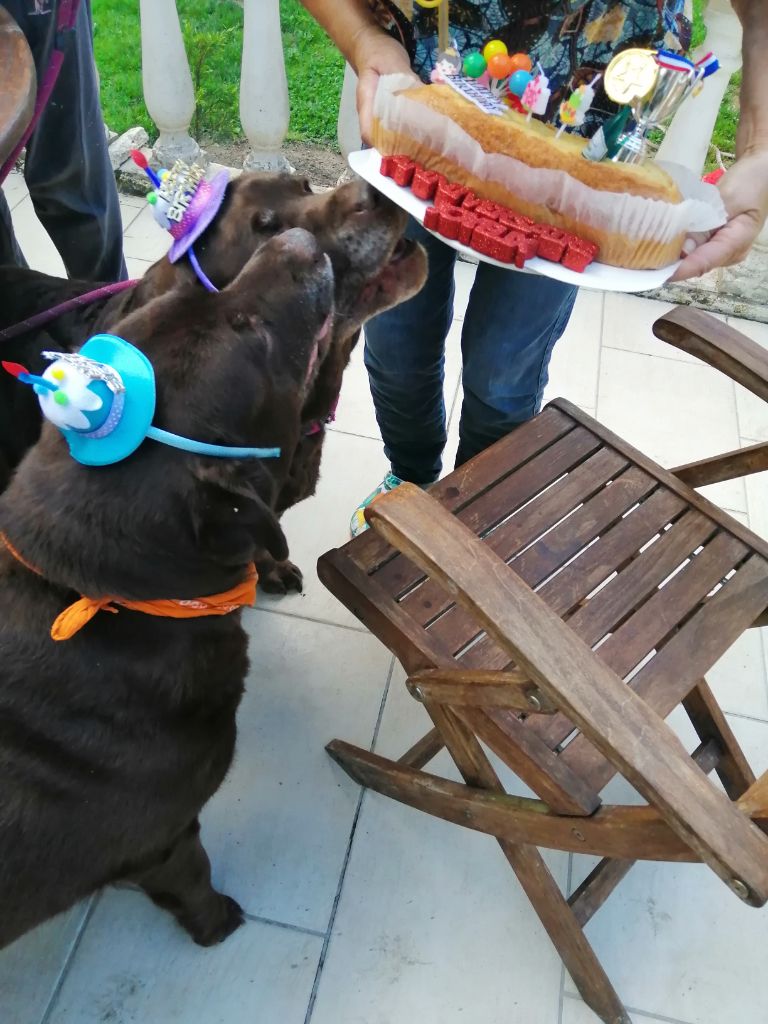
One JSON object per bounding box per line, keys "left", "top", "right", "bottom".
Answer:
{"left": 128, "top": 819, "right": 244, "bottom": 946}
{"left": 255, "top": 549, "right": 304, "bottom": 594}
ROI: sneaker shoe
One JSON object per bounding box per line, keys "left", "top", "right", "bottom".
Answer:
{"left": 350, "top": 472, "right": 403, "bottom": 537}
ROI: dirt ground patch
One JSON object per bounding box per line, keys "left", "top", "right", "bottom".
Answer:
{"left": 203, "top": 139, "right": 348, "bottom": 187}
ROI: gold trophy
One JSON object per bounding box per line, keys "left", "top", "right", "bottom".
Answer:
{"left": 604, "top": 49, "right": 704, "bottom": 165}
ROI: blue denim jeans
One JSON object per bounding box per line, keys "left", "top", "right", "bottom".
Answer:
{"left": 364, "top": 218, "right": 578, "bottom": 485}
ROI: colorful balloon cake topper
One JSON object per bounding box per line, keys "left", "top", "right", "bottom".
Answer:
{"left": 2, "top": 335, "right": 281, "bottom": 468}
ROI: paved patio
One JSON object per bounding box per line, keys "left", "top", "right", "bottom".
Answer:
{"left": 3, "top": 171, "right": 768, "bottom": 1024}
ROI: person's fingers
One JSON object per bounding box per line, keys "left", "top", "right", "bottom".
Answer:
{"left": 356, "top": 70, "right": 379, "bottom": 145}
{"left": 670, "top": 216, "right": 757, "bottom": 281}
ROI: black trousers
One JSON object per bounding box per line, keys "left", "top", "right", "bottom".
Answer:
{"left": 0, "top": 0, "right": 126, "bottom": 280}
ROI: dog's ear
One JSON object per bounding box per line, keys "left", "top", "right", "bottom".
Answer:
{"left": 192, "top": 461, "right": 288, "bottom": 563}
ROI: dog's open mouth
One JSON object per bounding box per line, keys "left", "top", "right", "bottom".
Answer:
{"left": 359, "top": 237, "right": 421, "bottom": 308}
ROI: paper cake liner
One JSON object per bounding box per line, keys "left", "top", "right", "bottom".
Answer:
{"left": 372, "top": 74, "right": 726, "bottom": 270}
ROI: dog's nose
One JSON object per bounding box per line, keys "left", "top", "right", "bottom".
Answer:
{"left": 273, "top": 227, "right": 324, "bottom": 266}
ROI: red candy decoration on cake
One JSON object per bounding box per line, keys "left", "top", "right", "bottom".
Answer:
{"left": 380, "top": 155, "right": 598, "bottom": 273}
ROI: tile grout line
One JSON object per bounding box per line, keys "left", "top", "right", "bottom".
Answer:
{"left": 241, "top": 911, "right": 325, "bottom": 939}
{"left": 38, "top": 893, "right": 100, "bottom": 1024}
{"left": 595, "top": 294, "right": 608, "bottom": 419}
{"left": 302, "top": 655, "right": 396, "bottom": 1024}
{"left": 724, "top": 708, "right": 768, "bottom": 726}
{"left": 593, "top": 292, "right": 605, "bottom": 414}
{"left": 600, "top": 341, "right": 707, "bottom": 368}
{"left": 562, "top": 992, "right": 694, "bottom": 1024}
{"left": 249, "top": 603, "right": 370, "bottom": 635}
{"left": 326, "top": 425, "right": 381, "bottom": 442}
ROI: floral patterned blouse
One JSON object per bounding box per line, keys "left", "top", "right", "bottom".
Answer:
{"left": 367, "top": 0, "right": 691, "bottom": 132}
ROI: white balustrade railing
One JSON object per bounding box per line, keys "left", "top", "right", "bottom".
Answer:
{"left": 139, "top": 0, "right": 741, "bottom": 180}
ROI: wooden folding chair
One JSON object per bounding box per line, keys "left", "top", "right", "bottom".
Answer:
{"left": 318, "top": 307, "right": 768, "bottom": 1024}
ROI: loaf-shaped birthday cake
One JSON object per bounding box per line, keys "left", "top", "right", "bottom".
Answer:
{"left": 372, "top": 74, "right": 721, "bottom": 270}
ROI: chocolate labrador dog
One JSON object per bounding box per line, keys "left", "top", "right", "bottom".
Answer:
{"left": 0, "top": 228, "right": 334, "bottom": 951}
{"left": 1, "top": 173, "right": 426, "bottom": 590}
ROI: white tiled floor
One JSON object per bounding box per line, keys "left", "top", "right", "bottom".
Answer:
{"left": 4, "top": 172, "right": 768, "bottom": 1024}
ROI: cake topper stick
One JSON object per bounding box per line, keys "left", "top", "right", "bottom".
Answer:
{"left": 130, "top": 149, "right": 162, "bottom": 189}
{"left": 414, "top": 0, "right": 450, "bottom": 53}
{"left": 555, "top": 72, "right": 601, "bottom": 138}
{"left": 2, "top": 361, "right": 59, "bottom": 394}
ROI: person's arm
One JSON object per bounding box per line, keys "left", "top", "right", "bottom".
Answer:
{"left": 300, "top": 0, "right": 418, "bottom": 143}
{"left": 673, "top": 0, "right": 768, "bottom": 280}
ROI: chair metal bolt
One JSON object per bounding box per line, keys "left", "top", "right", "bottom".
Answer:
{"left": 527, "top": 692, "right": 542, "bottom": 711}
{"left": 413, "top": 687, "right": 424, "bottom": 701}
{"left": 729, "top": 878, "right": 750, "bottom": 901}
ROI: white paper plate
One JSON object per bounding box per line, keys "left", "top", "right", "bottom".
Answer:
{"left": 348, "top": 148, "right": 681, "bottom": 294}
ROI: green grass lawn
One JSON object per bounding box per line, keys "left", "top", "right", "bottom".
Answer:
{"left": 92, "top": 0, "right": 344, "bottom": 145}
{"left": 93, "top": 0, "right": 738, "bottom": 165}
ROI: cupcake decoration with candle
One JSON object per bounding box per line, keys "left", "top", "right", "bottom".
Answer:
{"left": 2, "top": 336, "right": 282, "bottom": 467}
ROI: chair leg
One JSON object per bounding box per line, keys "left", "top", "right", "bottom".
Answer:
{"left": 684, "top": 679, "right": 756, "bottom": 798}
{"left": 328, "top": 735, "right": 631, "bottom": 1023}
{"left": 568, "top": 857, "right": 635, "bottom": 928}
{"left": 500, "top": 841, "right": 632, "bottom": 1024}
{"left": 399, "top": 727, "right": 445, "bottom": 769}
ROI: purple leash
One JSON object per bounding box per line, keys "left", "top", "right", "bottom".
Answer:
{"left": 0, "top": 279, "right": 138, "bottom": 343}
{"left": 0, "top": 0, "right": 83, "bottom": 188}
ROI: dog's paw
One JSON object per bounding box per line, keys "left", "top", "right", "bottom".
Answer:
{"left": 259, "top": 558, "right": 304, "bottom": 595}
{"left": 192, "top": 895, "right": 245, "bottom": 947}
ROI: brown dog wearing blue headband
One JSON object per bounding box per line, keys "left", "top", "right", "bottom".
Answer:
{"left": 0, "top": 172, "right": 426, "bottom": 591}
{"left": 0, "top": 228, "right": 334, "bottom": 951}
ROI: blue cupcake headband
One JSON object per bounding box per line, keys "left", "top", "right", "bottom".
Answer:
{"left": 2, "top": 334, "right": 281, "bottom": 467}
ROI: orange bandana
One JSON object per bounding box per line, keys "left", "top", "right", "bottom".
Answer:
{"left": 1, "top": 532, "right": 257, "bottom": 641}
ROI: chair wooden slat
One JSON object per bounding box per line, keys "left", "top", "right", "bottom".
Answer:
{"left": 535, "top": 487, "right": 689, "bottom": 618}
{"left": 373, "top": 424, "right": 600, "bottom": 601}
{"left": 589, "top": 530, "right": 747, "bottom": 680}
{"left": 552, "top": 398, "right": 768, "bottom": 562}
{"left": 509, "top": 465, "right": 657, "bottom": 589}
{"left": 348, "top": 405, "right": 577, "bottom": 578}
{"left": 561, "top": 555, "right": 768, "bottom": 788}
{"left": 422, "top": 464, "right": 659, "bottom": 663}
{"left": 456, "top": 486, "right": 689, "bottom": 676}
{"left": 404, "top": 444, "right": 628, "bottom": 630}
{"left": 563, "top": 509, "right": 717, "bottom": 649}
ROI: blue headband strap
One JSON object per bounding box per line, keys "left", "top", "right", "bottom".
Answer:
{"left": 146, "top": 426, "right": 280, "bottom": 459}
{"left": 188, "top": 246, "right": 219, "bottom": 294}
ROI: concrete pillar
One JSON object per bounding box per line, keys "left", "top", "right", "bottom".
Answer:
{"left": 337, "top": 64, "right": 362, "bottom": 160}
{"left": 139, "top": 0, "right": 203, "bottom": 167}
{"left": 240, "top": 0, "right": 291, "bottom": 172}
